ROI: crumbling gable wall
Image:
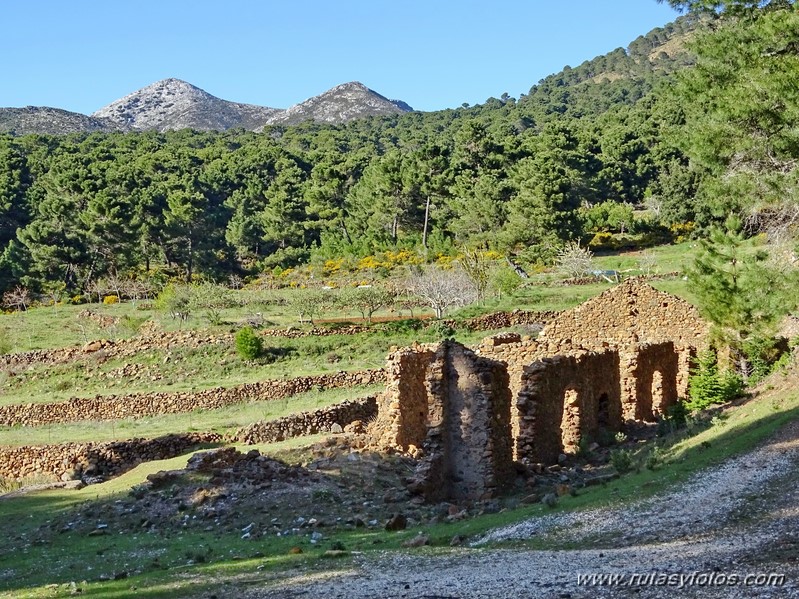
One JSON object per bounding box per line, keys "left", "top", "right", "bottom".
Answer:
{"left": 538, "top": 280, "right": 708, "bottom": 405}
{"left": 371, "top": 340, "right": 514, "bottom": 501}
{"left": 515, "top": 349, "right": 622, "bottom": 465}
{"left": 416, "top": 341, "right": 514, "bottom": 501}
{"left": 539, "top": 280, "right": 708, "bottom": 352}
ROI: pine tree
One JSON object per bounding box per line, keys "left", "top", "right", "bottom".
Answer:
{"left": 688, "top": 214, "right": 796, "bottom": 378}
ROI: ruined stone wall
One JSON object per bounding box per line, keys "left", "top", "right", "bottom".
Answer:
{"left": 478, "top": 337, "right": 594, "bottom": 456}
{"left": 620, "top": 342, "right": 680, "bottom": 421}
{"left": 372, "top": 341, "right": 514, "bottom": 502}
{"left": 516, "top": 349, "right": 622, "bottom": 465}
{"left": 232, "top": 397, "right": 378, "bottom": 445}
{"left": 458, "top": 309, "right": 560, "bottom": 331}
{"left": 0, "top": 369, "right": 384, "bottom": 427}
{"left": 370, "top": 346, "right": 437, "bottom": 450}
{"left": 0, "top": 433, "right": 221, "bottom": 481}
{"left": 417, "top": 342, "right": 513, "bottom": 502}
{"left": 538, "top": 280, "right": 709, "bottom": 350}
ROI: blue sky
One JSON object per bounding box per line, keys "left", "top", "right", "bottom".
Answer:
{"left": 3, "top": 1, "right": 679, "bottom": 114}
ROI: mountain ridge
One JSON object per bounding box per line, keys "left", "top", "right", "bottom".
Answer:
{"left": 259, "top": 81, "right": 413, "bottom": 129}
{"left": 91, "top": 78, "right": 283, "bottom": 133}
{"left": 0, "top": 79, "right": 415, "bottom": 135}
{"left": 0, "top": 106, "right": 121, "bottom": 136}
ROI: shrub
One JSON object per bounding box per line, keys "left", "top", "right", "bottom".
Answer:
{"left": 103, "top": 295, "right": 119, "bottom": 305}
{"left": 71, "top": 294, "right": 86, "bottom": 305}
{"left": 610, "top": 448, "right": 633, "bottom": 474}
{"left": 657, "top": 401, "right": 689, "bottom": 436}
{"left": 155, "top": 284, "right": 192, "bottom": 322}
{"left": 426, "top": 320, "right": 456, "bottom": 339}
{"left": 381, "top": 318, "right": 424, "bottom": 335}
{"left": 235, "top": 327, "right": 263, "bottom": 360}
{"left": 686, "top": 350, "right": 743, "bottom": 411}
{"left": 742, "top": 336, "right": 786, "bottom": 384}
{"left": 645, "top": 446, "right": 666, "bottom": 471}
{"left": 490, "top": 266, "right": 523, "bottom": 299}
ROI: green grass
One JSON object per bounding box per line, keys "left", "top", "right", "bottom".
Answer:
{"left": 1, "top": 372, "right": 796, "bottom": 598}
{"left": 0, "top": 324, "right": 490, "bottom": 408}
{"left": 0, "top": 242, "right": 699, "bottom": 356}
{"left": 0, "top": 385, "right": 382, "bottom": 446}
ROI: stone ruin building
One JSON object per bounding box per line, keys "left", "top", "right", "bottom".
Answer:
{"left": 368, "top": 280, "right": 710, "bottom": 501}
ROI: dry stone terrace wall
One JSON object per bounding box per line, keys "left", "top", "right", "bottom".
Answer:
{"left": 0, "top": 433, "right": 221, "bottom": 481}
{"left": 0, "top": 330, "right": 232, "bottom": 369}
{"left": 0, "top": 326, "right": 375, "bottom": 370}
{"left": 0, "top": 397, "right": 378, "bottom": 481}
{"left": 232, "top": 397, "right": 377, "bottom": 444}
{"left": 0, "top": 369, "right": 384, "bottom": 427}
{"left": 0, "top": 309, "right": 557, "bottom": 371}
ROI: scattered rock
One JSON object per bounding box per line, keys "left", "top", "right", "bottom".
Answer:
{"left": 541, "top": 493, "right": 559, "bottom": 508}
{"left": 402, "top": 533, "right": 430, "bottom": 548}
{"left": 384, "top": 513, "right": 407, "bottom": 531}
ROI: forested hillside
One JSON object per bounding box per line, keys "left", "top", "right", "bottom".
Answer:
{"left": 0, "top": 5, "right": 792, "bottom": 296}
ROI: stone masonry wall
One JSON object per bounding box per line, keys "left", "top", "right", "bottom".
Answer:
{"left": 370, "top": 346, "right": 437, "bottom": 451}
{"left": 232, "top": 397, "right": 378, "bottom": 445}
{"left": 0, "top": 369, "right": 384, "bottom": 427}
{"left": 372, "top": 341, "right": 514, "bottom": 501}
{"left": 619, "top": 342, "right": 680, "bottom": 421}
{"left": 539, "top": 279, "right": 709, "bottom": 350}
{"left": 516, "top": 349, "right": 622, "bottom": 465}
{"left": 0, "top": 433, "right": 221, "bottom": 481}
{"left": 419, "top": 342, "right": 513, "bottom": 502}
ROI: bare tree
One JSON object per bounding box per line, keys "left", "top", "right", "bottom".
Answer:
{"left": 85, "top": 279, "right": 108, "bottom": 304}
{"left": 637, "top": 250, "right": 659, "bottom": 276}
{"left": 643, "top": 194, "right": 664, "bottom": 221}
{"left": 2, "top": 286, "right": 31, "bottom": 312}
{"left": 102, "top": 274, "right": 125, "bottom": 301}
{"left": 555, "top": 241, "right": 595, "bottom": 278}
{"left": 407, "top": 266, "right": 476, "bottom": 319}
{"left": 285, "top": 289, "right": 332, "bottom": 325}
{"left": 228, "top": 274, "right": 244, "bottom": 290}
{"left": 122, "top": 279, "right": 155, "bottom": 306}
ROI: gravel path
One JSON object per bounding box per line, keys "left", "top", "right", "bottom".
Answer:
{"left": 247, "top": 420, "right": 799, "bottom": 598}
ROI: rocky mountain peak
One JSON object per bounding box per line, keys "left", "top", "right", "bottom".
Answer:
{"left": 260, "top": 81, "right": 413, "bottom": 128}
{"left": 91, "top": 79, "right": 281, "bottom": 132}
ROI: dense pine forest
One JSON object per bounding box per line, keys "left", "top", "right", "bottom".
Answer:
{"left": 0, "top": 1, "right": 796, "bottom": 298}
